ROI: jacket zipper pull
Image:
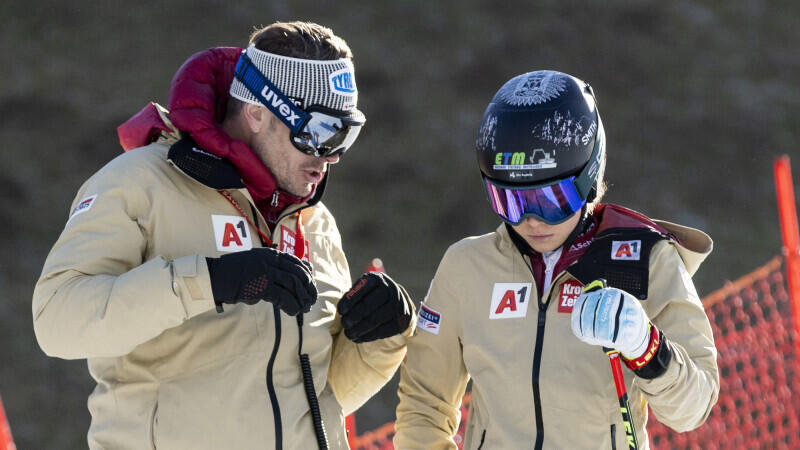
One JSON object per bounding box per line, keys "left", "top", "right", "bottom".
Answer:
{"left": 266, "top": 191, "right": 280, "bottom": 228}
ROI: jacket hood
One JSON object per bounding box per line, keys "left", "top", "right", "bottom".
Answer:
{"left": 117, "top": 47, "right": 327, "bottom": 219}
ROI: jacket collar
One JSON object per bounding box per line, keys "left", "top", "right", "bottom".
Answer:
{"left": 167, "top": 135, "right": 244, "bottom": 189}
{"left": 167, "top": 135, "right": 327, "bottom": 210}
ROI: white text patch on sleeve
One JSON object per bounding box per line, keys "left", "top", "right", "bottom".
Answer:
{"left": 418, "top": 303, "right": 442, "bottom": 335}
{"left": 68, "top": 194, "right": 97, "bottom": 222}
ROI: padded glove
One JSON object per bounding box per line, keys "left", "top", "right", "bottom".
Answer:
{"left": 206, "top": 247, "right": 317, "bottom": 316}
{"left": 337, "top": 272, "right": 413, "bottom": 343}
{"left": 571, "top": 284, "right": 651, "bottom": 359}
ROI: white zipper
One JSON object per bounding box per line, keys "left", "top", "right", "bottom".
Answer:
{"left": 541, "top": 247, "right": 563, "bottom": 294}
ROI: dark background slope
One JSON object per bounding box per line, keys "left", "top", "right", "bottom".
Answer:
{"left": 1, "top": 1, "right": 797, "bottom": 447}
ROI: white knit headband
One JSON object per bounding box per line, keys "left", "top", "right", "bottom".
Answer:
{"left": 229, "top": 45, "right": 358, "bottom": 113}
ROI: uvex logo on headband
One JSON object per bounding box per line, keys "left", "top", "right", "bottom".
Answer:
{"left": 259, "top": 85, "right": 302, "bottom": 126}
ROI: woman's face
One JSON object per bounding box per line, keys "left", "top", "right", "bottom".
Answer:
{"left": 511, "top": 212, "right": 581, "bottom": 253}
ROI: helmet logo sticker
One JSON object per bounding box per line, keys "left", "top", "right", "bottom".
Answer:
{"left": 477, "top": 114, "right": 498, "bottom": 151}
{"left": 492, "top": 149, "right": 557, "bottom": 171}
{"left": 499, "top": 71, "right": 567, "bottom": 106}
{"left": 531, "top": 110, "right": 595, "bottom": 148}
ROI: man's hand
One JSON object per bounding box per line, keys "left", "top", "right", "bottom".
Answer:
{"left": 337, "top": 272, "right": 413, "bottom": 343}
{"left": 570, "top": 285, "right": 651, "bottom": 359}
{"left": 206, "top": 247, "right": 317, "bottom": 316}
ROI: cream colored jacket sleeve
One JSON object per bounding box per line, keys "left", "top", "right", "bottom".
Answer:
{"left": 328, "top": 314, "right": 415, "bottom": 415}
{"left": 637, "top": 241, "right": 720, "bottom": 431}
{"left": 307, "top": 205, "right": 416, "bottom": 415}
{"left": 32, "top": 161, "right": 215, "bottom": 360}
{"left": 394, "top": 245, "right": 469, "bottom": 450}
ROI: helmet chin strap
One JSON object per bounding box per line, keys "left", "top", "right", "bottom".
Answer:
{"left": 586, "top": 185, "right": 597, "bottom": 204}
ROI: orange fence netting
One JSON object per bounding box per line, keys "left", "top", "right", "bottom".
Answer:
{"left": 351, "top": 255, "right": 800, "bottom": 449}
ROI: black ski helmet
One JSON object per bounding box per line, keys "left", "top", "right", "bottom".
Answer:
{"left": 476, "top": 70, "right": 605, "bottom": 196}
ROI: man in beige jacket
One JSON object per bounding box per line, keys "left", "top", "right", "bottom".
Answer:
{"left": 34, "top": 21, "right": 415, "bottom": 449}
{"left": 394, "top": 70, "right": 718, "bottom": 449}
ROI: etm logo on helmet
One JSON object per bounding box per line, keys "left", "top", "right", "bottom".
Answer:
{"left": 329, "top": 69, "right": 356, "bottom": 94}
{"left": 495, "top": 152, "right": 526, "bottom": 166}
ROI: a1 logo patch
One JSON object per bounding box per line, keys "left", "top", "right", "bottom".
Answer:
{"left": 212, "top": 215, "right": 252, "bottom": 252}
{"left": 611, "top": 240, "right": 641, "bottom": 261}
{"left": 489, "top": 283, "right": 532, "bottom": 319}
{"left": 557, "top": 280, "right": 584, "bottom": 313}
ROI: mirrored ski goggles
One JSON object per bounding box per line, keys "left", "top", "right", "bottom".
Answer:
{"left": 291, "top": 106, "right": 364, "bottom": 158}
{"left": 483, "top": 175, "right": 586, "bottom": 225}
{"left": 233, "top": 51, "right": 365, "bottom": 158}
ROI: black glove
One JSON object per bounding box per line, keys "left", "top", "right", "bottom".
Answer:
{"left": 337, "top": 272, "right": 413, "bottom": 343}
{"left": 206, "top": 247, "right": 317, "bottom": 316}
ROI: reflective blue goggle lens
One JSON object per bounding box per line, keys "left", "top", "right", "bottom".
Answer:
{"left": 484, "top": 176, "right": 586, "bottom": 225}
{"left": 291, "top": 111, "right": 364, "bottom": 158}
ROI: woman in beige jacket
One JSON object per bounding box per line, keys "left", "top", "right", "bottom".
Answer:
{"left": 394, "top": 70, "right": 718, "bottom": 449}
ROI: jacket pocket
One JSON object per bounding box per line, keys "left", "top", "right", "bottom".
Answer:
{"left": 609, "top": 424, "right": 615, "bottom": 450}
{"left": 149, "top": 400, "right": 158, "bottom": 450}
{"left": 462, "top": 400, "right": 488, "bottom": 450}
{"left": 476, "top": 429, "right": 487, "bottom": 450}
{"left": 155, "top": 354, "right": 270, "bottom": 449}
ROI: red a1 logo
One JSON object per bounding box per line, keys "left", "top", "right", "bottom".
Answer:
{"left": 212, "top": 215, "right": 253, "bottom": 252}
{"left": 611, "top": 240, "right": 641, "bottom": 261}
{"left": 489, "top": 283, "right": 532, "bottom": 319}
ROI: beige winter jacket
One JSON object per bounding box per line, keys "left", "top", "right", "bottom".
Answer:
{"left": 33, "top": 138, "right": 413, "bottom": 450}
{"left": 395, "top": 209, "right": 717, "bottom": 449}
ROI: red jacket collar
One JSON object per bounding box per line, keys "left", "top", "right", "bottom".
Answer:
{"left": 513, "top": 203, "right": 673, "bottom": 296}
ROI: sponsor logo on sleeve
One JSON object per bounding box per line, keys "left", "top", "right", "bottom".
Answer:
{"left": 212, "top": 215, "right": 253, "bottom": 252}
{"left": 68, "top": 194, "right": 98, "bottom": 221}
{"left": 611, "top": 240, "right": 641, "bottom": 261}
{"left": 557, "top": 280, "right": 584, "bottom": 313}
{"left": 418, "top": 303, "right": 442, "bottom": 335}
{"left": 489, "top": 283, "right": 532, "bottom": 319}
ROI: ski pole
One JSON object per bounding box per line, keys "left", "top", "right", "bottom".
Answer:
{"left": 583, "top": 279, "right": 639, "bottom": 450}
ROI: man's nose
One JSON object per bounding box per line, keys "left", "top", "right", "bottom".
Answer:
{"left": 323, "top": 153, "right": 340, "bottom": 164}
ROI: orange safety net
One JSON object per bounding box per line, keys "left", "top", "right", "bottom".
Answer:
{"left": 648, "top": 255, "right": 799, "bottom": 448}
{"left": 351, "top": 255, "right": 799, "bottom": 449}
